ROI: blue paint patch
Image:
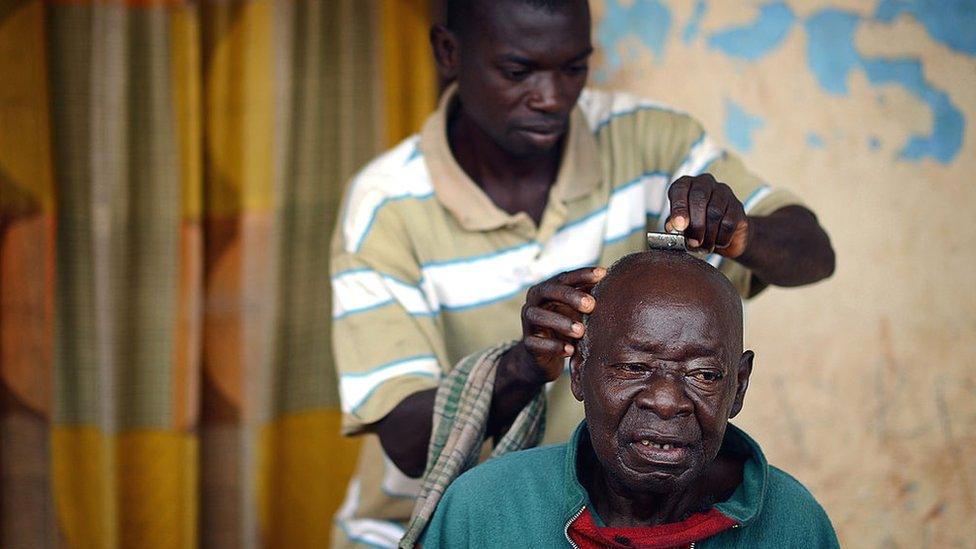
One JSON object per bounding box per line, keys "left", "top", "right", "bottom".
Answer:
{"left": 596, "top": 0, "right": 672, "bottom": 80}
{"left": 875, "top": 0, "right": 976, "bottom": 55}
{"left": 805, "top": 9, "right": 964, "bottom": 164}
{"left": 869, "top": 136, "right": 882, "bottom": 150}
{"left": 862, "top": 57, "right": 963, "bottom": 163}
{"left": 806, "top": 132, "right": 825, "bottom": 148}
{"left": 804, "top": 10, "right": 863, "bottom": 94}
{"left": 707, "top": 2, "right": 795, "bottom": 61}
{"left": 683, "top": 0, "right": 708, "bottom": 44}
{"left": 724, "top": 99, "right": 764, "bottom": 152}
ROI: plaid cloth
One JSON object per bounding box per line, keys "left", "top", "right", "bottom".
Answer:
{"left": 398, "top": 341, "right": 547, "bottom": 548}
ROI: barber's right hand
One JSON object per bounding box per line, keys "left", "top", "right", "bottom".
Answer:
{"left": 511, "top": 266, "right": 607, "bottom": 384}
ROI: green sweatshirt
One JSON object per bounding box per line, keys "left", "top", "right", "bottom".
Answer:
{"left": 420, "top": 422, "right": 839, "bottom": 548}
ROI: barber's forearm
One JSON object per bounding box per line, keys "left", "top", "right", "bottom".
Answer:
{"left": 736, "top": 205, "right": 835, "bottom": 288}
{"left": 488, "top": 344, "right": 547, "bottom": 439}
{"left": 370, "top": 344, "right": 548, "bottom": 477}
{"left": 370, "top": 389, "right": 436, "bottom": 478}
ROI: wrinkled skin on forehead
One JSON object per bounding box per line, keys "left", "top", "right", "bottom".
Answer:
{"left": 570, "top": 252, "right": 753, "bottom": 524}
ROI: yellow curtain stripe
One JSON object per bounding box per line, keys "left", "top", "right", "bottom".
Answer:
{"left": 0, "top": 0, "right": 55, "bottom": 214}
{"left": 381, "top": 0, "right": 437, "bottom": 147}
{"left": 52, "top": 428, "right": 199, "bottom": 549}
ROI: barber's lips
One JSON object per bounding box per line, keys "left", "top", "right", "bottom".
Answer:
{"left": 517, "top": 125, "right": 565, "bottom": 147}
{"left": 628, "top": 437, "right": 691, "bottom": 466}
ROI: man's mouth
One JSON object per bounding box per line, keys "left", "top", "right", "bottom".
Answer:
{"left": 516, "top": 126, "right": 564, "bottom": 148}
{"left": 520, "top": 123, "right": 564, "bottom": 134}
{"left": 638, "top": 439, "right": 677, "bottom": 451}
{"left": 626, "top": 434, "right": 692, "bottom": 467}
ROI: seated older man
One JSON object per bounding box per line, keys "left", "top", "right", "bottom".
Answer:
{"left": 418, "top": 250, "right": 838, "bottom": 548}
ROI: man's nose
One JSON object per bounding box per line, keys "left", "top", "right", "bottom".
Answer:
{"left": 526, "top": 72, "right": 566, "bottom": 114}
{"left": 634, "top": 372, "right": 694, "bottom": 420}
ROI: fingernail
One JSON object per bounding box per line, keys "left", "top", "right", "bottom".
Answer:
{"left": 593, "top": 267, "right": 606, "bottom": 278}
{"left": 572, "top": 322, "right": 584, "bottom": 336}
{"left": 688, "top": 238, "right": 700, "bottom": 248}
{"left": 564, "top": 344, "right": 574, "bottom": 356}
{"left": 674, "top": 216, "right": 687, "bottom": 231}
{"left": 581, "top": 296, "right": 595, "bottom": 310}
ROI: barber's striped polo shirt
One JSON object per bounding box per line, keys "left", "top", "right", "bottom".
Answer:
{"left": 329, "top": 86, "right": 797, "bottom": 548}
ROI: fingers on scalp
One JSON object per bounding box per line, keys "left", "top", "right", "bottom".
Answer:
{"left": 535, "top": 283, "right": 590, "bottom": 311}
{"left": 556, "top": 266, "right": 603, "bottom": 286}
{"left": 524, "top": 306, "right": 578, "bottom": 339}
{"left": 524, "top": 335, "right": 568, "bottom": 356}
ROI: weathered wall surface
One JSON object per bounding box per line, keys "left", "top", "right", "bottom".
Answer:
{"left": 592, "top": 1, "right": 976, "bottom": 546}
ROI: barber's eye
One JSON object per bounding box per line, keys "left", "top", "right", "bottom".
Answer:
{"left": 503, "top": 68, "right": 530, "bottom": 80}
{"left": 565, "top": 65, "right": 588, "bottom": 76}
{"left": 691, "top": 371, "right": 723, "bottom": 382}
{"left": 617, "top": 362, "right": 645, "bottom": 373}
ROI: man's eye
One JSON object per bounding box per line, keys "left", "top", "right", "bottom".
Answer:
{"left": 503, "top": 68, "right": 529, "bottom": 80}
{"left": 690, "top": 371, "right": 723, "bottom": 382}
{"left": 616, "top": 362, "right": 645, "bottom": 373}
{"left": 565, "top": 65, "right": 588, "bottom": 76}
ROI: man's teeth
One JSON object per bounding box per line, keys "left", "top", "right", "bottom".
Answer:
{"left": 639, "top": 440, "right": 674, "bottom": 450}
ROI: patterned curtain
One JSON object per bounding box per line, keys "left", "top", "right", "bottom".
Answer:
{"left": 0, "top": 0, "right": 435, "bottom": 547}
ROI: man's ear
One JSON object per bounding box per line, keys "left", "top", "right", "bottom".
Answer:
{"left": 429, "top": 24, "right": 461, "bottom": 81}
{"left": 729, "top": 350, "right": 754, "bottom": 419}
{"left": 570, "top": 351, "right": 584, "bottom": 402}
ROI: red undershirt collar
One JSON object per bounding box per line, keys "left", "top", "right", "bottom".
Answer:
{"left": 567, "top": 506, "right": 737, "bottom": 549}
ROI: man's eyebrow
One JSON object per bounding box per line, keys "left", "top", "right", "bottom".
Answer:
{"left": 567, "top": 47, "right": 594, "bottom": 63}
{"left": 498, "top": 54, "right": 538, "bottom": 67}
{"left": 497, "top": 47, "right": 593, "bottom": 67}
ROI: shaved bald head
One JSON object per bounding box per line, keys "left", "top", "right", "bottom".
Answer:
{"left": 578, "top": 250, "right": 743, "bottom": 363}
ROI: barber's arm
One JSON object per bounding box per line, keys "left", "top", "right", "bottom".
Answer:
{"left": 332, "top": 183, "right": 447, "bottom": 479}
{"left": 332, "top": 256, "right": 441, "bottom": 478}
{"left": 665, "top": 174, "right": 835, "bottom": 294}
{"left": 371, "top": 267, "right": 605, "bottom": 477}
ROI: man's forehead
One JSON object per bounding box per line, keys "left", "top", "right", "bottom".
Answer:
{"left": 618, "top": 330, "right": 726, "bottom": 356}
{"left": 589, "top": 299, "right": 734, "bottom": 353}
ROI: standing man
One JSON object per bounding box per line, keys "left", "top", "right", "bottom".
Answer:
{"left": 330, "top": 1, "right": 834, "bottom": 547}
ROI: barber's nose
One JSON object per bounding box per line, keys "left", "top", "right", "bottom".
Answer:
{"left": 635, "top": 373, "right": 693, "bottom": 420}
{"left": 527, "top": 73, "right": 564, "bottom": 114}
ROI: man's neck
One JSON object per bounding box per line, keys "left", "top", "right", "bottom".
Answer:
{"left": 447, "top": 104, "right": 562, "bottom": 225}
{"left": 580, "top": 438, "right": 744, "bottom": 528}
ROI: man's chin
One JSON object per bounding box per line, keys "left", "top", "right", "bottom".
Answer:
{"left": 609, "top": 463, "right": 694, "bottom": 495}
{"left": 631, "top": 470, "right": 690, "bottom": 494}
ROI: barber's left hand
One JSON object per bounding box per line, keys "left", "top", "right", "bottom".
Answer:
{"left": 665, "top": 174, "right": 750, "bottom": 258}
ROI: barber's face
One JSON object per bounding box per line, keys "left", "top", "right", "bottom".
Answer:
{"left": 449, "top": 1, "right": 592, "bottom": 156}
{"left": 571, "top": 275, "right": 752, "bottom": 494}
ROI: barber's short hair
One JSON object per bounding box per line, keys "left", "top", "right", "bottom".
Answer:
{"left": 446, "top": 0, "right": 578, "bottom": 35}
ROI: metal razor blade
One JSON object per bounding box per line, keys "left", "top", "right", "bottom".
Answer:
{"left": 646, "top": 231, "right": 686, "bottom": 251}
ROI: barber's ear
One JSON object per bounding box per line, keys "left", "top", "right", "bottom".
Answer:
{"left": 429, "top": 24, "right": 460, "bottom": 81}
{"left": 570, "top": 351, "right": 584, "bottom": 402}
{"left": 729, "top": 350, "right": 754, "bottom": 419}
